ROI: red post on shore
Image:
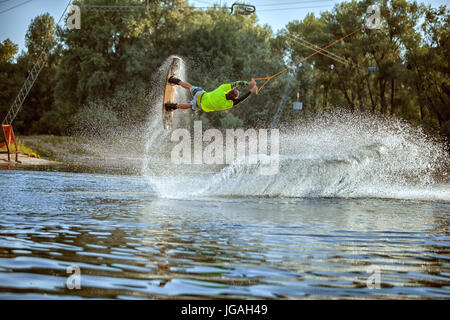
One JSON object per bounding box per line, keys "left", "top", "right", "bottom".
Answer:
{"left": 0, "top": 124, "right": 19, "bottom": 162}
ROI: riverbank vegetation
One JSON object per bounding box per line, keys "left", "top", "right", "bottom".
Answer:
{"left": 0, "top": 138, "right": 40, "bottom": 158}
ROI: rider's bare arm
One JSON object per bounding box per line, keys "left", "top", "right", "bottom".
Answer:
{"left": 232, "top": 91, "right": 252, "bottom": 106}
{"left": 230, "top": 81, "right": 249, "bottom": 89}
{"left": 231, "top": 79, "right": 258, "bottom": 105}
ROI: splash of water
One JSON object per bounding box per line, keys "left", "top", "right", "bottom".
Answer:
{"left": 141, "top": 59, "right": 449, "bottom": 201}
{"left": 198, "top": 111, "right": 449, "bottom": 200}
{"left": 141, "top": 55, "right": 191, "bottom": 176}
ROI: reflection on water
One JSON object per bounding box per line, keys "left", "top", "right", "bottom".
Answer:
{"left": 0, "top": 170, "right": 449, "bottom": 299}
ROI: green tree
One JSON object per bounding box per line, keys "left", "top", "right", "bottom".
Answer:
{"left": 12, "top": 13, "right": 59, "bottom": 134}
{"left": 406, "top": 4, "right": 449, "bottom": 137}
{"left": 0, "top": 39, "right": 21, "bottom": 124}
{"left": 25, "top": 13, "right": 56, "bottom": 63}
{"left": 275, "top": 0, "right": 448, "bottom": 144}
{"left": 0, "top": 39, "right": 18, "bottom": 63}
{"left": 54, "top": 0, "right": 191, "bottom": 131}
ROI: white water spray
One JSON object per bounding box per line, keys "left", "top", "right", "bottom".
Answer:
{"left": 141, "top": 59, "right": 450, "bottom": 201}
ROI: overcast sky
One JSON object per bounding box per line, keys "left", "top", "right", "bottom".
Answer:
{"left": 0, "top": 0, "right": 448, "bottom": 55}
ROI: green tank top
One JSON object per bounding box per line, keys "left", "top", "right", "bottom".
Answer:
{"left": 199, "top": 84, "right": 234, "bottom": 112}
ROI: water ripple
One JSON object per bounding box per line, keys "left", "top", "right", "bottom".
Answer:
{"left": 0, "top": 170, "right": 448, "bottom": 299}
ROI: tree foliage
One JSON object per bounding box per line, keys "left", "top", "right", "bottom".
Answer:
{"left": 0, "top": 0, "right": 448, "bottom": 144}
{"left": 275, "top": 0, "right": 448, "bottom": 143}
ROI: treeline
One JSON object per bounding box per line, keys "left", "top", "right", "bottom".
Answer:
{"left": 0, "top": 0, "right": 448, "bottom": 142}
{"left": 275, "top": 0, "right": 449, "bottom": 140}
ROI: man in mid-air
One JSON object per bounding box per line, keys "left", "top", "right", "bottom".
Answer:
{"left": 165, "top": 76, "right": 258, "bottom": 112}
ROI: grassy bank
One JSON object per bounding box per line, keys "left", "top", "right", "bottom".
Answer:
{"left": 18, "top": 135, "right": 91, "bottom": 161}
{"left": 7, "top": 134, "right": 147, "bottom": 174}
{"left": 0, "top": 139, "right": 40, "bottom": 158}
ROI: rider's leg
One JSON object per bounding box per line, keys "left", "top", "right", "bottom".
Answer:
{"left": 169, "top": 76, "right": 193, "bottom": 91}
{"left": 175, "top": 104, "right": 191, "bottom": 109}
{"left": 164, "top": 103, "right": 191, "bottom": 111}
{"left": 178, "top": 81, "right": 192, "bottom": 90}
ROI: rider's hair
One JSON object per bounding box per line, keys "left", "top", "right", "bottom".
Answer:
{"left": 226, "top": 89, "right": 239, "bottom": 100}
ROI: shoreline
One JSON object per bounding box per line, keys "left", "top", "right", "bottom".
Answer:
{"left": 0, "top": 135, "right": 146, "bottom": 174}
{"left": 0, "top": 152, "right": 60, "bottom": 168}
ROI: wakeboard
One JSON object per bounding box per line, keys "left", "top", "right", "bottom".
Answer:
{"left": 162, "top": 57, "right": 181, "bottom": 130}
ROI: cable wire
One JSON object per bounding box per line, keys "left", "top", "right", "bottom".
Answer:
{"left": 285, "top": 34, "right": 349, "bottom": 65}
{"left": 258, "top": 4, "right": 333, "bottom": 12}
{"left": 256, "top": 0, "right": 336, "bottom": 7}
{"left": 253, "top": 26, "right": 363, "bottom": 93}
{"left": 0, "top": 0, "right": 33, "bottom": 15}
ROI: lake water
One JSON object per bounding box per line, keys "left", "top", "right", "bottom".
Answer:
{"left": 0, "top": 168, "right": 448, "bottom": 299}
{"left": 1, "top": 82, "right": 450, "bottom": 299}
